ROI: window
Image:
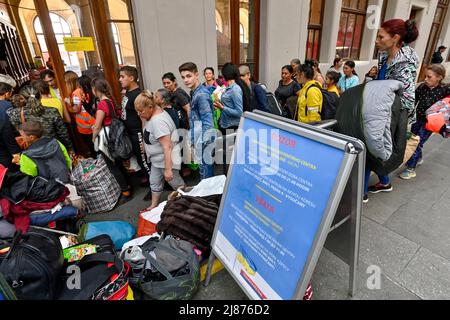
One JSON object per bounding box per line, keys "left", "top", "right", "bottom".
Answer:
{"left": 306, "top": 0, "right": 325, "bottom": 60}
{"left": 240, "top": 23, "right": 245, "bottom": 43}
{"left": 34, "top": 13, "right": 80, "bottom": 68}
{"left": 111, "top": 23, "right": 123, "bottom": 65}
{"left": 216, "top": 0, "right": 260, "bottom": 80}
{"left": 106, "top": 0, "right": 140, "bottom": 67}
{"left": 336, "top": 0, "right": 368, "bottom": 60}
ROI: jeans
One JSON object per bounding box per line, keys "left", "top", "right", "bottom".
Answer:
{"left": 198, "top": 141, "right": 215, "bottom": 180}
{"left": 406, "top": 120, "right": 433, "bottom": 169}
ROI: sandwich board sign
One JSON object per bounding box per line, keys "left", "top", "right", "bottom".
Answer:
{"left": 209, "top": 112, "right": 357, "bottom": 300}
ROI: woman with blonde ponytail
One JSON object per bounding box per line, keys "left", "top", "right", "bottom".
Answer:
{"left": 135, "top": 90, "right": 184, "bottom": 210}
{"left": 7, "top": 85, "right": 73, "bottom": 151}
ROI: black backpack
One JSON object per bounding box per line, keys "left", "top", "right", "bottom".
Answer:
{"left": 0, "top": 229, "right": 64, "bottom": 300}
{"left": 104, "top": 100, "right": 133, "bottom": 161}
{"left": 304, "top": 84, "right": 340, "bottom": 120}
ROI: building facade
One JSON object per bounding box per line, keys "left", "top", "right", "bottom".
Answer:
{"left": 133, "top": 0, "right": 450, "bottom": 92}
{"left": 0, "top": 0, "right": 449, "bottom": 96}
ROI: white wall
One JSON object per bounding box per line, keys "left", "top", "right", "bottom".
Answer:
{"left": 132, "top": 0, "right": 217, "bottom": 91}
{"left": 259, "top": 0, "right": 310, "bottom": 92}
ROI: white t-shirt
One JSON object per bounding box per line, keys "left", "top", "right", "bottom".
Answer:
{"left": 143, "top": 111, "right": 182, "bottom": 170}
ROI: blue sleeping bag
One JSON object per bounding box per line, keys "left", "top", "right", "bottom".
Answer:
{"left": 78, "top": 221, "right": 136, "bottom": 250}
{"left": 29, "top": 206, "right": 78, "bottom": 227}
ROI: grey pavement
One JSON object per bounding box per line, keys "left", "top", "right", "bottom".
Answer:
{"left": 86, "top": 134, "right": 450, "bottom": 300}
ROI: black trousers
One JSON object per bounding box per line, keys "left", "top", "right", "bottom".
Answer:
{"left": 129, "top": 130, "right": 150, "bottom": 177}
{"left": 80, "top": 133, "right": 97, "bottom": 158}
{"left": 102, "top": 153, "right": 130, "bottom": 192}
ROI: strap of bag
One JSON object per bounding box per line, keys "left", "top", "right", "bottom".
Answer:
{"left": 104, "top": 99, "right": 116, "bottom": 120}
{"left": 304, "top": 83, "right": 323, "bottom": 117}
{"left": 20, "top": 108, "right": 25, "bottom": 125}
{"left": 140, "top": 249, "right": 173, "bottom": 281}
{"left": 141, "top": 238, "right": 191, "bottom": 264}
{"left": 138, "top": 239, "right": 193, "bottom": 282}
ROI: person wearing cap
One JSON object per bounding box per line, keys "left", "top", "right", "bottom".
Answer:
{"left": 431, "top": 46, "right": 447, "bottom": 64}
{"left": 239, "top": 65, "right": 269, "bottom": 113}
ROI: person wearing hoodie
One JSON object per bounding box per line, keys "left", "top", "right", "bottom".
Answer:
{"left": 367, "top": 18, "right": 419, "bottom": 198}
{"left": 14, "top": 121, "right": 71, "bottom": 184}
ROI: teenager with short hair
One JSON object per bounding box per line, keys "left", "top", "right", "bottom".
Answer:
{"left": 179, "top": 62, "right": 215, "bottom": 180}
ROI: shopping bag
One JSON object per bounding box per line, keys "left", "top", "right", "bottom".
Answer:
{"left": 71, "top": 155, "right": 121, "bottom": 214}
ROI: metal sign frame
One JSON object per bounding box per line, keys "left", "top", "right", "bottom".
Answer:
{"left": 205, "top": 112, "right": 362, "bottom": 300}
{"left": 251, "top": 111, "right": 366, "bottom": 296}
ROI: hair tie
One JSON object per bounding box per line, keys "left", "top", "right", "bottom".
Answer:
{"left": 30, "top": 94, "right": 36, "bottom": 98}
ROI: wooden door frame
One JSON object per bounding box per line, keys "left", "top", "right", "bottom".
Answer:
{"left": 225, "top": 0, "right": 260, "bottom": 81}
{"left": 419, "top": 1, "right": 449, "bottom": 80}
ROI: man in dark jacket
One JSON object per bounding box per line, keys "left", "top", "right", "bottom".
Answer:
{"left": 239, "top": 65, "right": 269, "bottom": 113}
{"left": 0, "top": 111, "right": 20, "bottom": 171}
{"left": 431, "top": 46, "right": 447, "bottom": 64}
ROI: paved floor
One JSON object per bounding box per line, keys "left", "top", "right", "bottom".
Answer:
{"left": 87, "top": 134, "right": 450, "bottom": 300}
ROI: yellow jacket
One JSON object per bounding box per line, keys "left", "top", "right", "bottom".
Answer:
{"left": 297, "top": 80, "right": 323, "bottom": 124}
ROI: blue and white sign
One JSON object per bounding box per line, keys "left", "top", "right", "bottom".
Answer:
{"left": 213, "top": 116, "right": 347, "bottom": 300}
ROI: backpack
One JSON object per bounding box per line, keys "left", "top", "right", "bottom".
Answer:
{"left": 0, "top": 229, "right": 64, "bottom": 300}
{"left": 104, "top": 100, "right": 133, "bottom": 161}
{"left": 301, "top": 84, "right": 340, "bottom": 121}
{"left": 259, "top": 84, "right": 283, "bottom": 116}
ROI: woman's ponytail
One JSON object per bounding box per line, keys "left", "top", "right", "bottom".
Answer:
{"left": 19, "top": 85, "right": 43, "bottom": 115}
{"left": 404, "top": 19, "right": 419, "bottom": 44}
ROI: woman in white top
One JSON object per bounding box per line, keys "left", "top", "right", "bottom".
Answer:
{"left": 135, "top": 90, "right": 185, "bottom": 210}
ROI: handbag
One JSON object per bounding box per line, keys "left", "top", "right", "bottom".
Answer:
{"left": 15, "top": 109, "right": 30, "bottom": 150}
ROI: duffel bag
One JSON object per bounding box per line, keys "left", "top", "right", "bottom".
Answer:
{"left": 0, "top": 230, "right": 64, "bottom": 300}
{"left": 58, "top": 235, "right": 129, "bottom": 300}
{"left": 71, "top": 155, "right": 121, "bottom": 214}
{"left": 122, "top": 236, "right": 200, "bottom": 300}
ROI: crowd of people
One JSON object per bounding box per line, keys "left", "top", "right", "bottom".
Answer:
{"left": 0, "top": 18, "right": 449, "bottom": 212}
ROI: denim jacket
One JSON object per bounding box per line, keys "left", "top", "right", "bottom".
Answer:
{"left": 190, "top": 84, "right": 216, "bottom": 146}
{"left": 219, "top": 83, "right": 243, "bottom": 129}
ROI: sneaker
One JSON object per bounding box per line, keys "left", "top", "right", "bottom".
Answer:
{"left": 417, "top": 158, "right": 424, "bottom": 166}
{"left": 399, "top": 168, "right": 417, "bottom": 180}
{"left": 363, "top": 194, "right": 369, "bottom": 204}
{"left": 368, "top": 183, "right": 393, "bottom": 194}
